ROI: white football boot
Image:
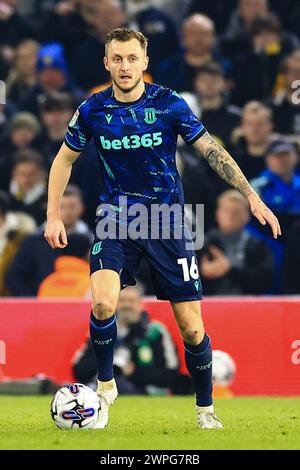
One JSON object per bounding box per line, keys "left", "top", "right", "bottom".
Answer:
{"left": 196, "top": 404, "right": 224, "bottom": 430}
{"left": 94, "top": 378, "right": 118, "bottom": 429}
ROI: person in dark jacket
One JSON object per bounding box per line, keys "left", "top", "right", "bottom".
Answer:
{"left": 181, "top": 62, "right": 241, "bottom": 150}
{"left": 233, "top": 101, "right": 274, "bottom": 181}
{"left": 0, "top": 112, "right": 41, "bottom": 191}
{"left": 154, "top": 14, "right": 230, "bottom": 93}
{"left": 0, "top": 0, "right": 34, "bottom": 49}
{"left": 8, "top": 148, "right": 48, "bottom": 225}
{"left": 38, "top": 0, "right": 89, "bottom": 63}
{"left": 5, "top": 184, "right": 92, "bottom": 296}
{"left": 6, "top": 39, "right": 40, "bottom": 106}
{"left": 231, "top": 13, "right": 299, "bottom": 106}
{"left": 199, "top": 189, "right": 275, "bottom": 295}
{"left": 222, "top": 0, "right": 269, "bottom": 60}
{"left": 37, "top": 91, "right": 75, "bottom": 169}
{"left": 73, "top": 284, "right": 179, "bottom": 394}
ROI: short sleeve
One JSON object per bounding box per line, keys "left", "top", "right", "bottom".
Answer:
{"left": 64, "top": 99, "right": 91, "bottom": 152}
{"left": 169, "top": 90, "right": 206, "bottom": 144}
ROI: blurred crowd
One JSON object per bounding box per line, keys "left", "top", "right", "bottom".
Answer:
{"left": 0, "top": 0, "right": 300, "bottom": 297}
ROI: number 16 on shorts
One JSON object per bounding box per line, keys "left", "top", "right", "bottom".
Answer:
{"left": 177, "top": 256, "right": 199, "bottom": 281}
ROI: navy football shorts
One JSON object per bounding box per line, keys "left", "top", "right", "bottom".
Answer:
{"left": 90, "top": 225, "right": 203, "bottom": 302}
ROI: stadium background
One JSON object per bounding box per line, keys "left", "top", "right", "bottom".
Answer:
{"left": 0, "top": 0, "right": 300, "bottom": 397}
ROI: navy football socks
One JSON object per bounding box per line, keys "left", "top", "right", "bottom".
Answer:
{"left": 89, "top": 311, "right": 117, "bottom": 382}
{"left": 184, "top": 333, "right": 213, "bottom": 407}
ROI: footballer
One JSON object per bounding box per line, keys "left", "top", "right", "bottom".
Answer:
{"left": 44, "top": 28, "right": 281, "bottom": 430}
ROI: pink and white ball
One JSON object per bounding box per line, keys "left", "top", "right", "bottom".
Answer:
{"left": 51, "top": 383, "right": 100, "bottom": 429}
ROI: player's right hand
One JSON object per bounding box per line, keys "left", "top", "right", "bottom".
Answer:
{"left": 44, "top": 218, "right": 68, "bottom": 249}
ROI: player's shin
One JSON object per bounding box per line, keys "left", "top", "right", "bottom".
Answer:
{"left": 89, "top": 310, "right": 118, "bottom": 429}
{"left": 184, "top": 333, "right": 213, "bottom": 407}
{"left": 89, "top": 310, "right": 117, "bottom": 382}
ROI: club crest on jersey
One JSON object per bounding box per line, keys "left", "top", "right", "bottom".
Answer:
{"left": 144, "top": 108, "right": 157, "bottom": 124}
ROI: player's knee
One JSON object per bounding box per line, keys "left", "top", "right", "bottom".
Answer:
{"left": 180, "top": 324, "right": 204, "bottom": 345}
{"left": 92, "top": 298, "right": 116, "bottom": 320}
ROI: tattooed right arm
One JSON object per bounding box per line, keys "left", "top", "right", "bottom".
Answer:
{"left": 193, "top": 131, "right": 281, "bottom": 239}
{"left": 193, "top": 131, "right": 254, "bottom": 198}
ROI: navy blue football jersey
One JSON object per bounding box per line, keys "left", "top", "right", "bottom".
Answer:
{"left": 65, "top": 82, "right": 206, "bottom": 208}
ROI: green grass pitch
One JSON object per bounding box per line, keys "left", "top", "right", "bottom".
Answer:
{"left": 0, "top": 396, "right": 300, "bottom": 450}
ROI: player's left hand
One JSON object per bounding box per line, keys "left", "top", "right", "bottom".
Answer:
{"left": 247, "top": 192, "right": 281, "bottom": 239}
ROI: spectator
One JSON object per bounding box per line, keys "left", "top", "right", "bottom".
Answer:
{"left": 38, "top": 91, "right": 75, "bottom": 168}
{"left": 0, "top": 0, "right": 34, "bottom": 48}
{"left": 8, "top": 148, "right": 48, "bottom": 225}
{"left": 5, "top": 184, "right": 92, "bottom": 296}
{"left": 37, "top": 233, "right": 91, "bottom": 298}
{"left": 73, "top": 284, "right": 179, "bottom": 394}
{"left": 0, "top": 190, "right": 36, "bottom": 295}
{"left": 0, "top": 112, "right": 41, "bottom": 190}
{"left": 182, "top": 62, "right": 241, "bottom": 150}
{"left": 71, "top": 0, "right": 126, "bottom": 91}
{"left": 125, "top": 0, "right": 179, "bottom": 73}
{"left": 188, "top": 0, "right": 236, "bottom": 34}
{"left": 6, "top": 39, "right": 40, "bottom": 105}
{"left": 155, "top": 14, "right": 229, "bottom": 92}
{"left": 233, "top": 101, "right": 274, "bottom": 180}
{"left": 199, "top": 190, "right": 275, "bottom": 295}
{"left": 225, "top": 0, "right": 269, "bottom": 56}
{"left": 251, "top": 138, "right": 300, "bottom": 234}
{"left": 152, "top": 0, "right": 191, "bottom": 27}
{"left": 272, "top": 51, "right": 300, "bottom": 136}
{"left": 39, "top": 0, "right": 89, "bottom": 62}
{"left": 21, "top": 42, "right": 82, "bottom": 115}
{"left": 231, "top": 13, "right": 299, "bottom": 105}
{"left": 269, "top": 0, "right": 300, "bottom": 39}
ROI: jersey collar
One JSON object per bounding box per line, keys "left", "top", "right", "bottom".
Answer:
{"left": 109, "top": 82, "right": 149, "bottom": 106}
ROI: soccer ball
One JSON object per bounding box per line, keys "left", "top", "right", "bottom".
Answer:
{"left": 212, "top": 350, "right": 236, "bottom": 386}
{"left": 50, "top": 383, "right": 100, "bottom": 429}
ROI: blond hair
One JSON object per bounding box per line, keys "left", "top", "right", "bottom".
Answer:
{"left": 105, "top": 28, "right": 148, "bottom": 55}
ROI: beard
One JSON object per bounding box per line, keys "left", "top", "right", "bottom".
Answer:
{"left": 112, "top": 75, "right": 143, "bottom": 94}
